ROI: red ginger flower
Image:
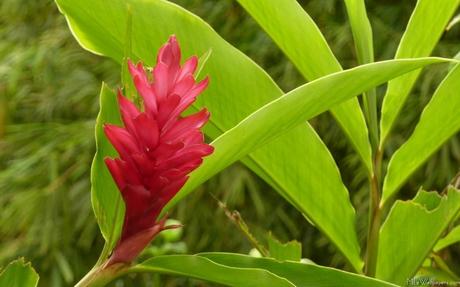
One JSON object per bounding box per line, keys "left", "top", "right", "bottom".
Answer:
{"left": 103, "top": 35, "right": 213, "bottom": 265}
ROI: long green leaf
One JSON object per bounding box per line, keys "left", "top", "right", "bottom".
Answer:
{"left": 379, "top": 0, "right": 460, "bottom": 144}
{"left": 382, "top": 65, "right": 460, "bottom": 205}
{"left": 55, "top": 0, "right": 365, "bottom": 270}
{"left": 200, "top": 253, "right": 398, "bottom": 287}
{"left": 376, "top": 188, "right": 460, "bottom": 285}
{"left": 237, "top": 0, "right": 372, "bottom": 172}
{"left": 175, "top": 58, "right": 447, "bottom": 205}
{"left": 91, "top": 84, "right": 124, "bottom": 251}
{"left": 434, "top": 225, "right": 460, "bottom": 252}
{"left": 344, "top": 0, "right": 374, "bottom": 66}
{"left": 173, "top": 58, "right": 445, "bottom": 271}
{"left": 0, "top": 259, "right": 39, "bottom": 287}
{"left": 132, "top": 255, "right": 295, "bottom": 287}
{"left": 344, "top": 0, "right": 378, "bottom": 148}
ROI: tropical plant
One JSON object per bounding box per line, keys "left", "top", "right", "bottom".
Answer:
{"left": 2, "top": 0, "right": 460, "bottom": 286}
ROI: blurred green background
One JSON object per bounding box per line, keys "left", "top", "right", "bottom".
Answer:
{"left": 1, "top": 0, "right": 459, "bottom": 286}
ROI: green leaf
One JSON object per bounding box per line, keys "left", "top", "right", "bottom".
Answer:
{"left": 380, "top": 0, "right": 460, "bottom": 144}
{"left": 132, "top": 255, "right": 295, "bottom": 287}
{"left": 200, "top": 253, "right": 398, "bottom": 287}
{"left": 376, "top": 188, "right": 460, "bottom": 285}
{"left": 177, "top": 58, "right": 447, "bottom": 203}
{"left": 434, "top": 225, "right": 460, "bottom": 252}
{"left": 0, "top": 259, "right": 39, "bottom": 287}
{"left": 56, "top": 0, "right": 447, "bottom": 271}
{"left": 176, "top": 58, "right": 445, "bottom": 271}
{"left": 267, "top": 233, "right": 301, "bottom": 262}
{"left": 55, "top": 0, "right": 365, "bottom": 270}
{"left": 237, "top": 0, "right": 372, "bottom": 172}
{"left": 382, "top": 65, "right": 460, "bottom": 205}
{"left": 344, "top": 0, "right": 374, "bottom": 66}
{"left": 91, "top": 83, "right": 125, "bottom": 252}
{"left": 344, "top": 0, "right": 378, "bottom": 148}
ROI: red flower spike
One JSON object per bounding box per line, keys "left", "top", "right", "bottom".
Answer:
{"left": 103, "top": 35, "right": 213, "bottom": 265}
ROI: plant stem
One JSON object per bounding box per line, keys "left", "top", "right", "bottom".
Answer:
{"left": 75, "top": 262, "right": 128, "bottom": 287}
{"left": 362, "top": 89, "right": 379, "bottom": 151}
{"left": 365, "top": 148, "right": 383, "bottom": 276}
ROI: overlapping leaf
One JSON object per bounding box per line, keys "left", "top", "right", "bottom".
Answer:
{"left": 380, "top": 0, "right": 460, "bottom": 143}
{"left": 344, "top": 0, "right": 378, "bottom": 147}
{"left": 237, "top": 0, "right": 372, "bottom": 171}
{"left": 57, "top": 0, "right": 447, "bottom": 271}
{"left": 382, "top": 65, "right": 460, "bottom": 204}
{"left": 174, "top": 58, "right": 445, "bottom": 271}
{"left": 55, "top": 0, "right": 365, "bottom": 269}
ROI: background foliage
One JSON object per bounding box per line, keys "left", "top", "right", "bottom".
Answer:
{"left": 1, "top": 0, "right": 459, "bottom": 286}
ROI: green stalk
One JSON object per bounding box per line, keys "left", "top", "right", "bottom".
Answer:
{"left": 362, "top": 89, "right": 379, "bottom": 151}
{"left": 365, "top": 148, "right": 383, "bottom": 276}
{"left": 74, "top": 263, "right": 128, "bottom": 287}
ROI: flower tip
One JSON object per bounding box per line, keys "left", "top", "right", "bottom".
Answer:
{"left": 202, "top": 76, "right": 210, "bottom": 86}
{"left": 127, "top": 59, "right": 136, "bottom": 70}
{"left": 205, "top": 144, "right": 215, "bottom": 155}
{"left": 127, "top": 59, "right": 138, "bottom": 75}
{"left": 168, "top": 34, "right": 177, "bottom": 43}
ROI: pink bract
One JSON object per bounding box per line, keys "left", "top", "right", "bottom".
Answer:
{"left": 103, "top": 35, "right": 213, "bottom": 265}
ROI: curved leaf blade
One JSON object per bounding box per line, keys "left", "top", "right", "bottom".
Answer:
{"left": 382, "top": 64, "right": 460, "bottom": 204}
{"left": 380, "top": 0, "right": 460, "bottom": 144}
{"left": 344, "top": 0, "right": 374, "bottom": 66}
{"left": 91, "top": 84, "right": 125, "bottom": 251}
{"left": 200, "top": 252, "right": 398, "bottom": 287}
{"left": 344, "top": 0, "right": 378, "bottom": 148}
{"left": 237, "top": 0, "right": 372, "bottom": 172}
{"left": 376, "top": 188, "right": 460, "bottom": 285}
{"left": 175, "top": 58, "right": 447, "bottom": 206}
{"left": 133, "top": 255, "right": 295, "bottom": 287}
{"left": 0, "top": 259, "right": 39, "bottom": 287}
{"left": 55, "top": 0, "right": 364, "bottom": 270}
{"left": 173, "top": 58, "right": 445, "bottom": 271}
